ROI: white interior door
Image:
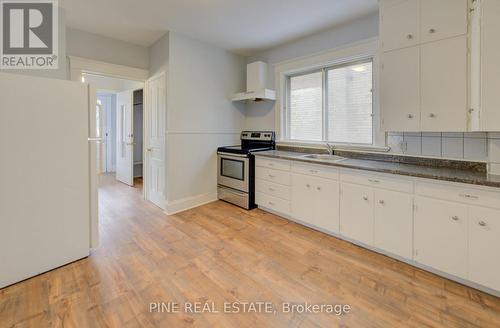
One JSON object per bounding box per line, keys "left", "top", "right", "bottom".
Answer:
{"left": 116, "top": 90, "right": 134, "bottom": 186}
{"left": 96, "top": 102, "right": 106, "bottom": 174}
{"left": 145, "top": 73, "right": 166, "bottom": 208}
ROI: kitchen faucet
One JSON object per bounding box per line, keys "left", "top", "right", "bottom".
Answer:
{"left": 326, "top": 143, "right": 335, "bottom": 155}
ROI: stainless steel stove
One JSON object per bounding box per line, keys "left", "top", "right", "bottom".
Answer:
{"left": 217, "top": 131, "right": 275, "bottom": 209}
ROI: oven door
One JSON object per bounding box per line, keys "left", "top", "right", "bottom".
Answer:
{"left": 217, "top": 152, "right": 249, "bottom": 192}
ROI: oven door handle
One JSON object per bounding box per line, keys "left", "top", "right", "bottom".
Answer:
{"left": 217, "top": 152, "right": 249, "bottom": 158}
{"left": 218, "top": 185, "right": 248, "bottom": 197}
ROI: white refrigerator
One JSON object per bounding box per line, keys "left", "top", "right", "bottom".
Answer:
{"left": 0, "top": 72, "right": 99, "bottom": 288}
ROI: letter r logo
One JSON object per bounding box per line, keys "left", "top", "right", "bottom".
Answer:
{"left": 2, "top": 1, "right": 53, "bottom": 54}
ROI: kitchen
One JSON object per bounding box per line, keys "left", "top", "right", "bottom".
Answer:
{"left": 1, "top": 0, "right": 500, "bottom": 327}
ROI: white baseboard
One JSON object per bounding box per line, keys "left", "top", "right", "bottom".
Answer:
{"left": 165, "top": 192, "right": 217, "bottom": 215}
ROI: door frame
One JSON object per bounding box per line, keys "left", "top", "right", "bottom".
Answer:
{"left": 68, "top": 56, "right": 152, "bottom": 202}
{"left": 144, "top": 71, "right": 167, "bottom": 208}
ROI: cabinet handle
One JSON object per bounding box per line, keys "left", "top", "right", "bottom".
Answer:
{"left": 306, "top": 184, "right": 311, "bottom": 188}
{"left": 268, "top": 174, "right": 275, "bottom": 178}
{"left": 368, "top": 179, "right": 380, "bottom": 183}
{"left": 451, "top": 216, "right": 459, "bottom": 221}
{"left": 317, "top": 186, "right": 321, "bottom": 191}
{"left": 406, "top": 34, "right": 413, "bottom": 39}
{"left": 379, "top": 200, "right": 385, "bottom": 205}
{"left": 268, "top": 188, "right": 275, "bottom": 192}
{"left": 429, "top": 113, "right": 436, "bottom": 118}
{"left": 429, "top": 28, "right": 436, "bottom": 34}
{"left": 408, "top": 114, "right": 413, "bottom": 119}
{"left": 478, "top": 221, "right": 487, "bottom": 227}
{"left": 363, "top": 196, "right": 369, "bottom": 201}
{"left": 309, "top": 170, "right": 318, "bottom": 174}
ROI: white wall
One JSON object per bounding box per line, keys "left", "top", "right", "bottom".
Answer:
{"left": 66, "top": 28, "right": 150, "bottom": 69}
{"left": 164, "top": 32, "right": 246, "bottom": 213}
{"left": 149, "top": 33, "right": 169, "bottom": 77}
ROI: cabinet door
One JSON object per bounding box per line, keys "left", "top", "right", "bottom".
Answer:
{"left": 469, "top": 206, "right": 500, "bottom": 291}
{"left": 313, "top": 177, "right": 340, "bottom": 233}
{"left": 380, "top": 0, "right": 420, "bottom": 52}
{"left": 469, "top": 0, "right": 482, "bottom": 131}
{"left": 414, "top": 197, "right": 468, "bottom": 279}
{"left": 421, "top": 36, "right": 467, "bottom": 131}
{"left": 340, "top": 183, "right": 374, "bottom": 245}
{"left": 420, "top": 0, "right": 468, "bottom": 43}
{"left": 480, "top": 0, "right": 500, "bottom": 131}
{"left": 380, "top": 46, "right": 420, "bottom": 131}
{"left": 374, "top": 190, "right": 413, "bottom": 259}
{"left": 291, "top": 173, "right": 314, "bottom": 225}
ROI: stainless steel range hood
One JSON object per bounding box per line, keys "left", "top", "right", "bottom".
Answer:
{"left": 232, "top": 61, "right": 276, "bottom": 102}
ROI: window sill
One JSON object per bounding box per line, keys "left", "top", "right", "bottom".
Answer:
{"left": 276, "top": 140, "right": 391, "bottom": 153}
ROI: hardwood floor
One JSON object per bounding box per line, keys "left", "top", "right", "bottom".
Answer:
{"left": 1, "top": 174, "right": 499, "bottom": 327}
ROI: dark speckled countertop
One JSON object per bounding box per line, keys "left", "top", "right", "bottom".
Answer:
{"left": 254, "top": 150, "right": 500, "bottom": 188}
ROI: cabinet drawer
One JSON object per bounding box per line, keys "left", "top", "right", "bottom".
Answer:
{"left": 256, "top": 193, "right": 290, "bottom": 215}
{"left": 256, "top": 179, "right": 291, "bottom": 200}
{"left": 340, "top": 170, "right": 413, "bottom": 193}
{"left": 256, "top": 167, "right": 291, "bottom": 186}
{"left": 416, "top": 181, "right": 500, "bottom": 209}
{"left": 291, "top": 162, "right": 339, "bottom": 180}
{"left": 255, "top": 157, "right": 291, "bottom": 171}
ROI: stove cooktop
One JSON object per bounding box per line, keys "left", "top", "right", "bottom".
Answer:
{"left": 217, "top": 145, "right": 273, "bottom": 155}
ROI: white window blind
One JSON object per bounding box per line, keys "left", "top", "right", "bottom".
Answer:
{"left": 327, "top": 61, "right": 373, "bottom": 144}
{"left": 286, "top": 59, "right": 373, "bottom": 144}
{"left": 289, "top": 71, "right": 323, "bottom": 141}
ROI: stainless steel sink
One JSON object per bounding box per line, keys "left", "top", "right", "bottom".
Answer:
{"left": 301, "top": 154, "right": 346, "bottom": 162}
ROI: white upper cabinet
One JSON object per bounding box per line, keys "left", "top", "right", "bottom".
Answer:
{"left": 420, "top": 0, "right": 468, "bottom": 43}
{"left": 414, "top": 196, "right": 468, "bottom": 279}
{"left": 470, "top": 0, "right": 500, "bottom": 131}
{"left": 379, "top": 0, "right": 470, "bottom": 132}
{"left": 380, "top": 46, "right": 421, "bottom": 131}
{"left": 380, "top": 0, "right": 420, "bottom": 52}
{"left": 420, "top": 36, "right": 468, "bottom": 131}
{"left": 468, "top": 206, "right": 500, "bottom": 292}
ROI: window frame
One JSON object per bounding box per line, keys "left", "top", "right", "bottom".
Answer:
{"left": 284, "top": 57, "right": 374, "bottom": 145}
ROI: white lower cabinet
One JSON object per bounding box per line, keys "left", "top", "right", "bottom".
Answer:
{"left": 468, "top": 206, "right": 500, "bottom": 291}
{"left": 291, "top": 173, "right": 339, "bottom": 233}
{"left": 256, "top": 157, "right": 500, "bottom": 294}
{"left": 414, "top": 196, "right": 468, "bottom": 279}
{"left": 374, "top": 189, "right": 413, "bottom": 259}
{"left": 291, "top": 173, "right": 314, "bottom": 225}
{"left": 340, "top": 183, "right": 374, "bottom": 245}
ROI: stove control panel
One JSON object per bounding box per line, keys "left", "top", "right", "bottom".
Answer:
{"left": 241, "top": 131, "right": 275, "bottom": 141}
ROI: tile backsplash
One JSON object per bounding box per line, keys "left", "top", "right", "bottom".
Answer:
{"left": 387, "top": 132, "right": 494, "bottom": 161}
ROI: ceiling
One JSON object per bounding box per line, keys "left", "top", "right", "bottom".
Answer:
{"left": 61, "top": 0, "right": 378, "bottom": 56}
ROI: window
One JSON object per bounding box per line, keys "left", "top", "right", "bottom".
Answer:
{"left": 286, "top": 59, "right": 373, "bottom": 144}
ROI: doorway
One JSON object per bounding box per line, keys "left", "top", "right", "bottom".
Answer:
{"left": 82, "top": 73, "right": 145, "bottom": 191}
